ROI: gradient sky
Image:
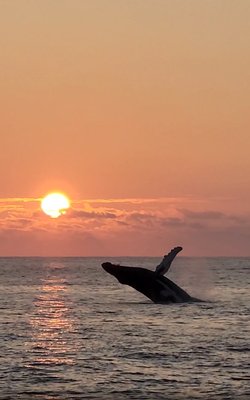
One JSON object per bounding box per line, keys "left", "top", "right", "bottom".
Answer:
{"left": 1, "top": 1, "right": 250, "bottom": 256}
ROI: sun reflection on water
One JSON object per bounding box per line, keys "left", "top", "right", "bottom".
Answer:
{"left": 27, "top": 272, "right": 77, "bottom": 368}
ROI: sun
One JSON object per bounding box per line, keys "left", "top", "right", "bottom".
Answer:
{"left": 41, "top": 192, "right": 70, "bottom": 218}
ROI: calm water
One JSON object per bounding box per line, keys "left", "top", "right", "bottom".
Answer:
{"left": 0, "top": 257, "right": 249, "bottom": 399}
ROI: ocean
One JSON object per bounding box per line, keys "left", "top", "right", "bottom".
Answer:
{"left": 0, "top": 257, "right": 249, "bottom": 399}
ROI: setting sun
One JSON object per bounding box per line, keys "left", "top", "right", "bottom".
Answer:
{"left": 41, "top": 193, "right": 70, "bottom": 218}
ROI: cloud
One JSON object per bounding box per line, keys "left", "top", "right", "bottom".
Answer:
{"left": 68, "top": 209, "right": 117, "bottom": 220}
{"left": 179, "top": 209, "right": 226, "bottom": 220}
{"left": 0, "top": 198, "right": 39, "bottom": 203}
{"left": 123, "top": 211, "right": 157, "bottom": 226}
{"left": 178, "top": 208, "right": 250, "bottom": 230}
{"left": 161, "top": 217, "right": 185, "bottom": 227}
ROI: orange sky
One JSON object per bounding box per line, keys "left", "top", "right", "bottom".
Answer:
{"left": 1, "top": 1, "right": 250, "bottom": 256}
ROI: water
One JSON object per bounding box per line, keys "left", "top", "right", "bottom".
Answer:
{"left": 0, "top": 257, "right": 249, "bottom": 399}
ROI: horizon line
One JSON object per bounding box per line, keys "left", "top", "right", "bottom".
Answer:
{"left": 0, "top": 255, "right": 249, "bottom": 258}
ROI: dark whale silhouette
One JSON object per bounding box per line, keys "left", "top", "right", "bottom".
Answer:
{"left": 102, "top": 247, "right": 201, "bottom": 304}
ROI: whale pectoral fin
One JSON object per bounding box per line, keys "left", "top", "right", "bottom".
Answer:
{"left": 155, "top": 246, "right": 183, "bottom": 275}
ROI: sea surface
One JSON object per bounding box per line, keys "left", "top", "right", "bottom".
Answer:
{"left": 0, "top": 257, "right": 249, "bottom": 399}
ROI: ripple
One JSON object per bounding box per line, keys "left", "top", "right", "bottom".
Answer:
{"left": 1, "top": 257, "right": 249, "bottom": 398}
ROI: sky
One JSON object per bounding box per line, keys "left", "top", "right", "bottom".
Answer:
{"left": 1, "top": 0, "right": 250, "bottom": 256}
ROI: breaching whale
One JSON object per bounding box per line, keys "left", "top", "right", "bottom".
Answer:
{"left": 102, "top": 247, "right": 201, "bottom": 304}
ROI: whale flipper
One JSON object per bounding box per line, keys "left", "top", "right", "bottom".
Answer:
{"left": 155, "top": 246, "right": 183, "bottom": 275}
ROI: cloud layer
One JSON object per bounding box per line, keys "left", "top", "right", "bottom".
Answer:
{"left": 0, "top": 197, "right": 249, "bottom": 256}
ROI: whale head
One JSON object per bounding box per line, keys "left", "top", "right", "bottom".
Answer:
{"left": 102, "top": 262, "right": 136, "bottom": 284}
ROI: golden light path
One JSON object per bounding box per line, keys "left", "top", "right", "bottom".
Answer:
{"left": 41, "top": 192, "right": 70, "bottom": 218}
{"left": 27, "top": 266, "right": 77, "bottom": 369}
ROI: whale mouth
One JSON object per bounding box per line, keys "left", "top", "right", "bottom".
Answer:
{"left": 101, "top": 262, "right": 121, "bottom": 279}
{"left": 101, "top": 262, "right": 133, "bottom": 284}
{"left": 102, "top": 262, "right": 115, "bottom": 274}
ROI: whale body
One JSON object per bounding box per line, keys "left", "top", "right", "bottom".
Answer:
{"left": 102, "top": 247, "right": 201, "bottom": 304}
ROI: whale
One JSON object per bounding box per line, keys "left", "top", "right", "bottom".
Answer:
{"left": 102, "top": 247, "right": 201, "bottom": 304}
